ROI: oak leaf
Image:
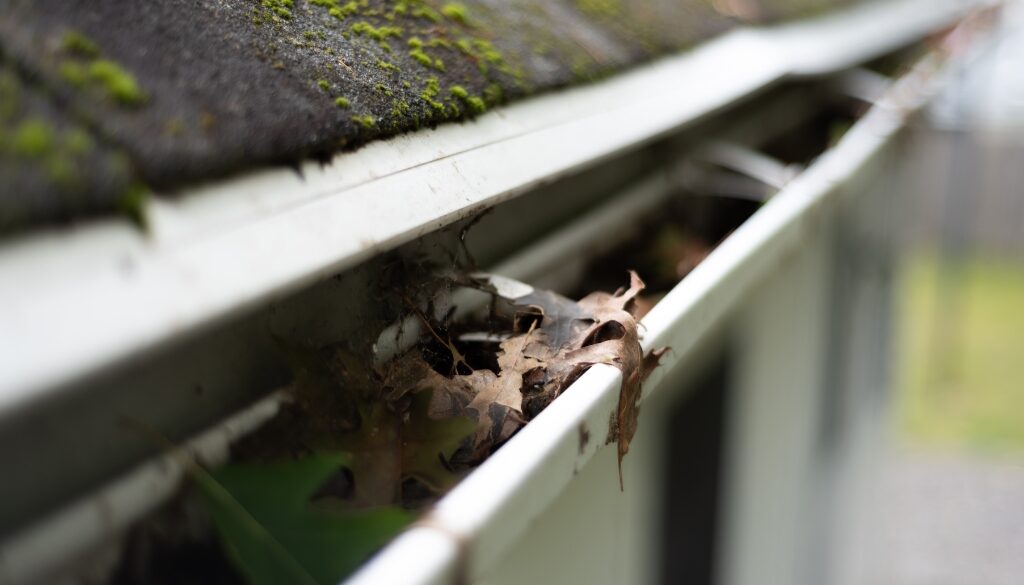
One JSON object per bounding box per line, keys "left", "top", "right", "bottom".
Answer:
{"left": 426, "top": 271, "right": 664, "bottom": 483}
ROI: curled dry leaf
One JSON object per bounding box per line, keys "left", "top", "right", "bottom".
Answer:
{"left": 392, "top": 270, "right": 666, "bottom": 486}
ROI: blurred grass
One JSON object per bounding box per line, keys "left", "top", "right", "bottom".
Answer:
{"left": 896, "top": 252, "right": 1024, "bottom": 454}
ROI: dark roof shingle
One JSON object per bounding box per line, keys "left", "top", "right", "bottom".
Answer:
{"left": 0, "top": 0, "right": 853, "bottom": 235}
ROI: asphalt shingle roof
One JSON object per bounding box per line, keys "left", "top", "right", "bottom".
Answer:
{"left": 0, "top": 0, "right": 853, "bottom": 236}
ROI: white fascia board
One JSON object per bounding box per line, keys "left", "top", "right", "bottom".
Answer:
{"left": 0, "top": 0, "right": 972, "bottom": 418}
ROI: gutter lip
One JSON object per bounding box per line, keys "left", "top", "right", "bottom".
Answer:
{"left": 0, "top": 0, "right": 972, "bottom": 415}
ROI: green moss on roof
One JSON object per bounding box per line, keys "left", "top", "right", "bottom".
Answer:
{"left": 87, "top": 60, "right": 146, "bottom": 105}
{"left": 411, "top": 5, "right": 442, "bottom": 23}
{"left": 352, "top": 113, "right": 376, "bottom": 129}
{"left": 0, "top": 0, "right": 858, "bottom": 236}
{"left": 0, "top": 60, "right": 140, "bottom": 235}
{"left": 10, "top": 119, "right": 54, "bottom": 158}
{"left": 61, "top": 31, "right": 99, "bottom": 58}
{"left": 262, "top": 0, "right": 295, "bottom": 20}
{"left": 441, "top": 3, "right": 472, "bottom": 26}
{"left": 350, "top": 22, "right": 402, "bottom": 43}
{"left": 52, "top": 30, "right": 148, "bottom": 106}
{"left": 408, "top": 47, "right": 433, "bottom": 68}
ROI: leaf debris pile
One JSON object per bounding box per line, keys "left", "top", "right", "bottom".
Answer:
{"left": 110, "top": 271, "right": 663, "bottom": 585}
{"left": 392, "top": 270, "right": 665, "bottom": 484}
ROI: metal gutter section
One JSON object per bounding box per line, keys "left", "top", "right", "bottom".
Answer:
{"left": 0, "top": 0, "right": 972, "bottom": 415}
{"left": 0, "top": 86, "right": 816, "bottom": 580}
{"left": 346, "top": 47, "right": 956, "bottom": 585}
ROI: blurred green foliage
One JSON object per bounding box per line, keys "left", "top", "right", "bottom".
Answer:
{"left": 897, "top": 253, "right": 1024, "bottom": 454}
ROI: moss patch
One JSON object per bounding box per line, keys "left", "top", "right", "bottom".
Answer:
{"left": 351, "top": 113, "right": 376, "bottom": 129}
{"left": 62, "top": 31, "right": 100, "bottom": 58}
{"left": 441, "top": 3, "right": 472, "bottom": 26}
{"left": 54, "top": 29, "right": 147, "bottom": 106}
{"left": 87, "top": 60, "right": 146, "bottom": 105}
{"left": 0, "top": 60, "right": 144, "bottom": 236}
{"left": 10, "top": 119, "right": 54, "bottom": 158}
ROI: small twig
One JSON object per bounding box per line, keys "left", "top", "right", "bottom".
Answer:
{"left": 403, "top": 296, "right": 473, "bottom": 376}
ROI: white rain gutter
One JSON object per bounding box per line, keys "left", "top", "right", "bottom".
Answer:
{"left": 0, "top": 6, "right": 996, "bottom": 585}
{"left": 345, "top": 37, "right": 967, "bottom": 585}
{"left": 0, "top": 2, "right": 995, "bottom": 581}
{"left": 0, "top": 0, "right": 976, "bottom": 415}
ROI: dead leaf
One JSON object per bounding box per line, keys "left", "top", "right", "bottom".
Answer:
{"left": 465, "top": 323, "right": 542, "bottom": 450}
{"left": 446, "top": 271, "right": 665, "bottom": 484}
{"left": 284, "top": 271, "right": 668, "bottom": 496}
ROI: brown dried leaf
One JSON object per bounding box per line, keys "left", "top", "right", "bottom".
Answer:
{"left": 576, "top": 271, "right": 646, "bottom": 489}
{"left": 465, "top": 326, "right": 542, "bottom": 454}
{"left": 400, "top": 271, "right": 666, "bottom": 482}
{"left": 514, "top": 288, "right": 594, "bottom": 348}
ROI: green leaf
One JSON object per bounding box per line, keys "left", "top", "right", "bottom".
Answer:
{"left": 200, "top": 453, "right": 412, "bottom": 585}
{"left": 196, "top": 466, "right": 318, "bottom": 585}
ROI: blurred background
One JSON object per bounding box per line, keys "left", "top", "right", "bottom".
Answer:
{"left": 873, "top": 1, "right": 1024, "bottom": 583}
